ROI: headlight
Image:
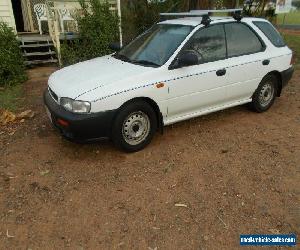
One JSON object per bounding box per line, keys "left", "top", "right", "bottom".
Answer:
{"left": 72, "top": 100, "right": 91, "bottom": 113}
{"left": 60, "top": 97, "right": 91, "bottom": 113}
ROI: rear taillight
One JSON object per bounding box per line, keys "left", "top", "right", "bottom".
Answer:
{"left": 291, "top": 52, "right": 296, "bottom": 65}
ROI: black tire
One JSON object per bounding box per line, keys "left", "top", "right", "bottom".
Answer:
{"left": 251, "top": 74, "right": 278, "bottom": 113}
{"left": 111, "top": 100, "right": 157, "bottom": 152}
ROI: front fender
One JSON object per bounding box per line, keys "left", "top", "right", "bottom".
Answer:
{"left": 87, "top": 82, "right": 169, "bottom": 116}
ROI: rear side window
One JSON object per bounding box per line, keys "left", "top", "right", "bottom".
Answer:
{"left": 253, "top": 21, "right": 286, "bottom": 47}
{"left": 225, "top": 23, "right": 264, "bottom": 57}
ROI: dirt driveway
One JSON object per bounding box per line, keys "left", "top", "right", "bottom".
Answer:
{"left": 0, "top": 67, "right": 299, "bottom": 250}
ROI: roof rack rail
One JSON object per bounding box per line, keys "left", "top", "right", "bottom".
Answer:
{"left": 160, "top": 8, "right": 243, "bottom": 24}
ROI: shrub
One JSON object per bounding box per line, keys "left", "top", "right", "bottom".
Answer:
{"left": 0, "top": 22, "right": 26, "bottom": 87}
{"left": 122, "top": 1, "right": 160, "bottom": 43}
{"left": 61, "top": 40, "right": 81, "bottom": 66}
{"left": 61, "top": 0, "right": 119, "bottom": 66}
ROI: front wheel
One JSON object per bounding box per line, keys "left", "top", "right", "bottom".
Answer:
{"left": 111, "top": 101, "right": 157, "bottom": 152}
{"left": 251, "top": 74, "right": 278, "bottom": 112}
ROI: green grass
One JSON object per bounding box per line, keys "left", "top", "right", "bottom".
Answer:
{"left": 0, "top": 84, "right": 24, "bottom": 112}
{"left": 282, "top": 32, "right": 300, "bottom": 66}
{"left": 277, "top": 11, "right": 300, "bottom": 24}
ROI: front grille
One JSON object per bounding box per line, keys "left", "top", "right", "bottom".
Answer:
{"left": 49, "top": 88, "right": 58, "bottom": 102}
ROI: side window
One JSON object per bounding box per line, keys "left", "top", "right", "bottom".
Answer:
{"left": 181, "top": 24, "right": 226, "bottom": 64}
{"left": 253, "top": 21, "right": 285, "bottom": 47}
{"left": 225, "top": 23, "right": 264, "bottom": 57}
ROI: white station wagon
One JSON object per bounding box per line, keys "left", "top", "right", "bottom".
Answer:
{"left": 44, "top": 10, "right": 294, "bottom": 152}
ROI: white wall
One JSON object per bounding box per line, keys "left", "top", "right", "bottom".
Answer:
{"left": 0, "top": 0, "right": 16, "bottom": 31}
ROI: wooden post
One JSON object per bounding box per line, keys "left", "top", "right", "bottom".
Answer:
{"left": 116, "top": 0, "right": 123, "bottom": 47}
{"left": 282, "top": 13, "right": 286, "bottom": 25}
{"left": 53, "top": 9, "right": 61, "bottom": 67}
{"left": 46, "top": 1, "right": 62, "bottom": 67}
{"left": 26, "top": 0, "right": 35, "bottom": 32}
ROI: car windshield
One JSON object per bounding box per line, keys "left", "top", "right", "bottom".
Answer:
{"left": 115, "top": 24, "right": 193, "bottom": 67}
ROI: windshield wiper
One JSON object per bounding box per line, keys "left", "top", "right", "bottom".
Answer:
{"left": 131, "top": 60, "right": 160, "bottom": 67}
{"left": 114, "top": 54, "right": 160, "bottom": 67}
{"left": 113, "top": 53, "right": 131, "bottom": 62}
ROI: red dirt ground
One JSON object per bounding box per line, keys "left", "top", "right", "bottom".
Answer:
{"left": 0, "top": 66, "right": 299, "bottom": 249}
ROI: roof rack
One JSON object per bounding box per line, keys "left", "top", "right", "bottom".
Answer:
{"left": 160, "top": 8, "right": 243, "bottom": 25}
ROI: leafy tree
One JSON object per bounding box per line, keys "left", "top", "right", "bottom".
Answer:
{"left": 122, "top": 0, "right": 162, "bottom": 42}
{"left": 121, "top": 0, "right": 242, "bottom": 43}
{"left": 292, "top": 0, "right": 300, "bottom": 9}
{"left": 243, "top": 0, "right": 271, "bottom": 17}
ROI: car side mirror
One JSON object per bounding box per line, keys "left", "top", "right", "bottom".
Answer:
{"left": 177, "top": 51, "right": 198, "bottom": 68}
{"left": 109, "top": 42, "right": 122, "bottom": 52}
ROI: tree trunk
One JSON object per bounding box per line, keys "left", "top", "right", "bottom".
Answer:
{"left": 196, "top": 0, "right": 213, "bottom": 9}
{"left": 260, "top": 0, "right": 267, "bottom": 16}
{"left": 182, "top": 0, "right": 211, "bottom": 10}
{"left": 223, "top": 0, "right": 238, "bottom": 8}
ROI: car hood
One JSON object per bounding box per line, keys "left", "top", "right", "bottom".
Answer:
{"left": 48, "top": 55, "right": 153, "bottom": 100}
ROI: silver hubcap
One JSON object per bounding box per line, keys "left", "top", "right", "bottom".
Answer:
{"left": 259, "top": 82, "right": 274, "bottom": 107}
{"left": 122, "top": 111, "right": 150, "bottom": 146}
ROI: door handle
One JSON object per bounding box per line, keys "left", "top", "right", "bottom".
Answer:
{"left": 262, "top": 59, "right": 270, "bottom": 65}
{"left": 216, "top": 68, "right": 226, "bottom": 76}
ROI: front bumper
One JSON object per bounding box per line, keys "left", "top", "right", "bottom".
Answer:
{"left": 43, "top": 90, "right": 116, "bottom": 142}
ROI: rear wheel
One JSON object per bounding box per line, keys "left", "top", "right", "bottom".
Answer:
{"left": 112, "top": 101, "right": 157, "bottom": 152}
{"left": 251, "top": 74, "right": 278, "bottom": 112}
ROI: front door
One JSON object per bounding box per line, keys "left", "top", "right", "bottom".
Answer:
{"left": 12, "top": 0, "right": 35, "bottom": 32}
{"left": 11, "top": 0, "right": 25, "bottom": 32}
{"left": 164, "top": 24, "right": 228, "bottom": 122}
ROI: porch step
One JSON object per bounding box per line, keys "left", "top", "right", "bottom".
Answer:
{"left": 19, "top": 35, "right": 58, "bottom": 67}
{"left": 20, "top": 43, "right": 54, "bottom": 48}
{"left": 25, "top": 59, "right": 58, "bottom": 66}
{"left": 18, "top": 34, "right": 53, "bottom": 42}
{"left": 23, "top": 51, "right": 56, "bottom": 57}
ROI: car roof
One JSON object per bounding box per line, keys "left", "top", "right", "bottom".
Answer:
{"left": 159, "top": 16, "right": 268, "bottom": 27}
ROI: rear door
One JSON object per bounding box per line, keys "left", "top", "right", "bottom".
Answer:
{"left": 222, "top": 22, "right": 268, "bottom": 103}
